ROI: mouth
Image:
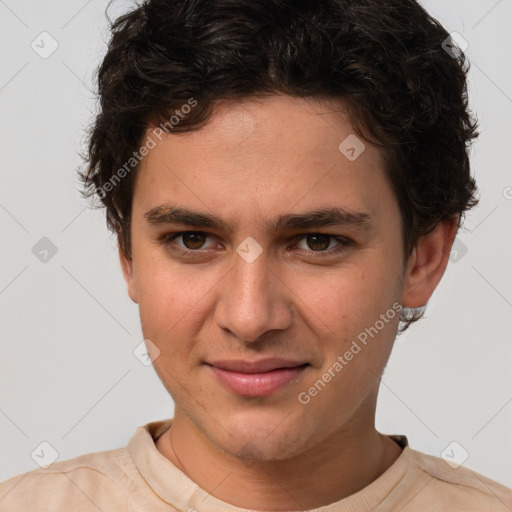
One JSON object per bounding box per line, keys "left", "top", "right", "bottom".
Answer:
{"left": 205, "top": 358, "right": 310, "bottom": 397}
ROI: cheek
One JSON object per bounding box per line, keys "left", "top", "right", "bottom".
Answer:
{"left": 134, "top": 258, "right": 218, "bottom": 349}
{"left": 292, "top": 267, "right": 401, "bottom": 419}
{"left": 292, "top": 263, "right": 393, "bottom": 330}
{"left": 135, "top": 266, "right": 206, "bottom": 392}
{"left": 291, "top": 261, "right": 401, "bottom": 373}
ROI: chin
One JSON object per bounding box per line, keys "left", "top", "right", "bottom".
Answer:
{"left": 207, "top": 408, "right": 317, "bottom": 463}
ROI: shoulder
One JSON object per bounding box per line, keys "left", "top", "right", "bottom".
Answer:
{"left": 0, "top": 447, "right": 132, "bottom": 511}
{"left": 399, "top": 447, "right": 512, "bottom": 511}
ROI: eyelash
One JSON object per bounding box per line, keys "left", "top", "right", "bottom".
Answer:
{"left": 158, "top": 231, "right": 351, "bottom": 258}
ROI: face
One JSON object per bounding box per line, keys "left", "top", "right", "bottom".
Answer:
{"left": 121, "top": 95, "right": 414, "bottom": 461}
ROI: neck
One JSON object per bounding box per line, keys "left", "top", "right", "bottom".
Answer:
{"left": 156, "top": 410, "right": 403, "bottom": 510}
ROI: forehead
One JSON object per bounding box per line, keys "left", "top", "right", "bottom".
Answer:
{"left": 132, "top": 95, "right": 395, "bottom": 229}
{"left": 148, "top": 95, "right": 373, "bottom": 167}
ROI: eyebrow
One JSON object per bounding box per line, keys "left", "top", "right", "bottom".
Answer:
{"left": 144, "top": 205, "right": 374, "bottom": 233}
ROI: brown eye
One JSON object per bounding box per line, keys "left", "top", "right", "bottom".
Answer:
{"left": 181, "top": 232, "right": 207, "bottom": 250}
{"left": 160, "top": 231, "right": 219, "bottom": 255}
{"left": 305, "top": 234, "right": 331, "bottom": 251}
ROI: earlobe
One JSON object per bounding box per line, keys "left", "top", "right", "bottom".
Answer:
{"left": 118, "top": 244, "right": 139, "bottom": 304}
{"left": 401, "top": 217, "right": 459, "bottom": 308}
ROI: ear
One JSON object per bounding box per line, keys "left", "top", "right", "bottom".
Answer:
{"left": 118, "top": 243, "right": 139, "bottom": 304}
{"left": 401, "top": 217, "right": 459, "bottom": 308}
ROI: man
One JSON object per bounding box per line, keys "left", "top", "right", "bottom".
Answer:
{"left": 1, "top": 0, "right": 511, "bottom": 510}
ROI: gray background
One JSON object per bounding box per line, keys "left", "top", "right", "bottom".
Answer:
{"left": 1, "top": 0, "right": 511, "bottom": 488}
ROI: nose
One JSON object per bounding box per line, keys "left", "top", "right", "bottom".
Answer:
{"left": 213, "top": 246, "right": 293, "bottom": 343}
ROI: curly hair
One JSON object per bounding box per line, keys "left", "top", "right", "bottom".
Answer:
{"left": 79, "top": 0, "right": 479, "bottom": 330}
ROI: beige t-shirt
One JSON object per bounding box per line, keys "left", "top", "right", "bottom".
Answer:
{"left": 1, "top": 418, "right": 511, "bottom": 511}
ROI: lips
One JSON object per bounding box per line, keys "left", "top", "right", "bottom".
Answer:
{"left": 206, "top": 358, "right": 309, "bottom": 397}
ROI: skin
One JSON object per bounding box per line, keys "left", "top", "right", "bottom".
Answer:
{"left": 119, "top": 95, "right": 457, "bottom": 510}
